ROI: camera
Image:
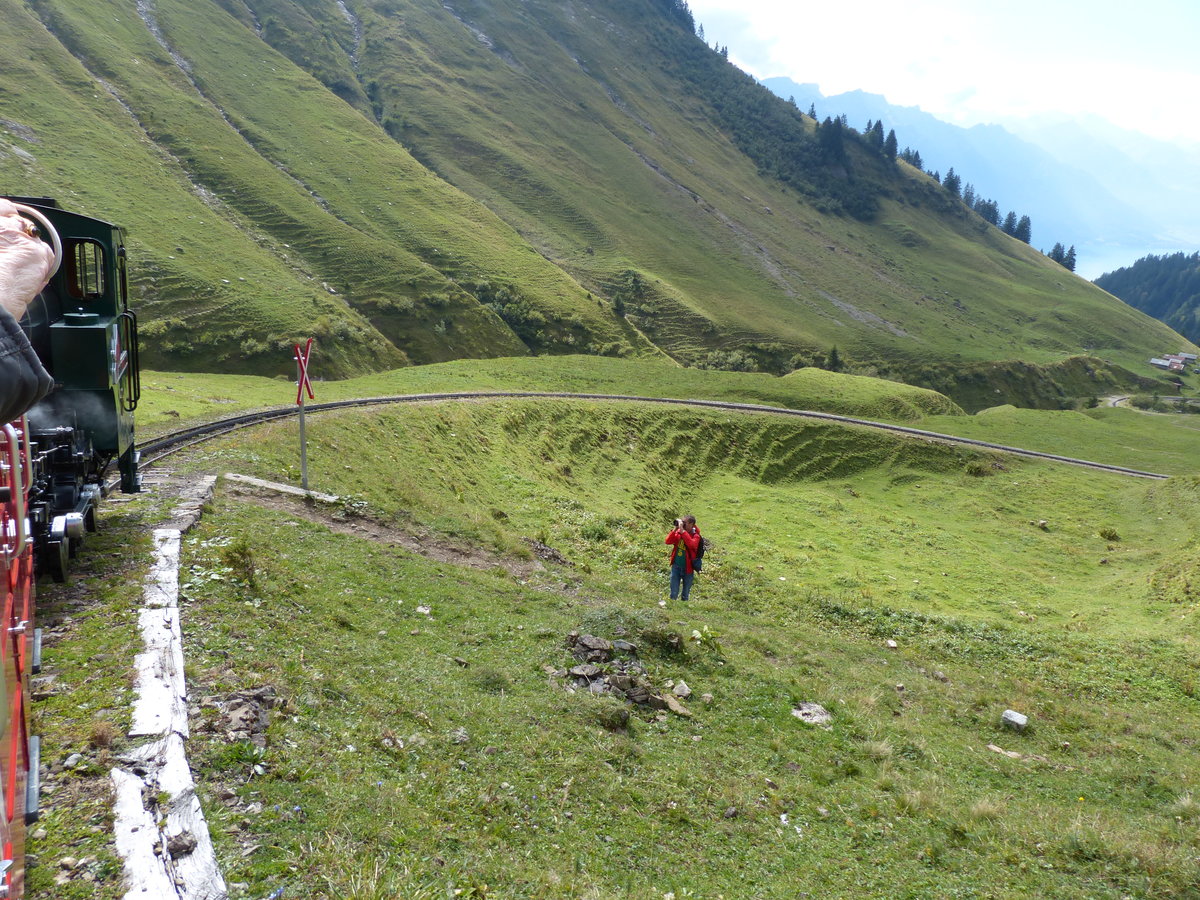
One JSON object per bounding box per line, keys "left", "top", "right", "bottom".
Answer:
{"left": 673, "top": 518, "right": 682, "bottom": 528}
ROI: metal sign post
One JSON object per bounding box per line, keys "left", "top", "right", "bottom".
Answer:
{"left": 294, "top": 338, "right": 315, "bottom": 491}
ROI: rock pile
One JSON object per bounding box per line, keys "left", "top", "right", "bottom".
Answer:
{"left": 195, "top": 686, "right": 280, "bottom": 748}
{"left": 525, "top": 539, "right": 572, "bottom": 566}
{"left": 553, "top": 632, "right": 691, "bottom": 716}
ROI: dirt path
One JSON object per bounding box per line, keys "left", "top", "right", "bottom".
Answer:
{"left": 222, "top": 475, "right": 555, "bottom": 579}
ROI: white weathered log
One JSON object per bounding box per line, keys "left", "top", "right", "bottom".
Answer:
{"left": 112, "top": 482, "right": 228, "bottom": 899}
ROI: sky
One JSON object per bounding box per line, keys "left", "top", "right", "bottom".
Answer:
{"left": 686, "top": 0, "right": 1200, "bottom": 146}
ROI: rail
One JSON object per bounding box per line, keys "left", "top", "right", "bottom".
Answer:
{"left": 133, "top": 392, "right": 1172, "bottom": 481}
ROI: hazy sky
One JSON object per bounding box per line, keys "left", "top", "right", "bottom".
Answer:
{"left": 687, "top": 0, "right": 1200, "bottom": 145}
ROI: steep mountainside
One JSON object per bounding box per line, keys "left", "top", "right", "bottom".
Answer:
{"left": 1095, "top": 253, "right": 1200, "bottom": 345}
{"left": 1, "top": 0, "right": 1193, "bottom": 386}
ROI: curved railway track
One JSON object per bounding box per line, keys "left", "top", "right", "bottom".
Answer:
{"left": 136, "top": 391, "right": 1172, "bottom": 480}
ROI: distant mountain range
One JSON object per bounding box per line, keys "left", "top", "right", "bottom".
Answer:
{"left": 763, "top": 79, "right": 1200, "bottom": 279}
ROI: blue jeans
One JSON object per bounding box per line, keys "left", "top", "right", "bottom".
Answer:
{"left": 670, "top": 565, "right": 694, "bottom": 601}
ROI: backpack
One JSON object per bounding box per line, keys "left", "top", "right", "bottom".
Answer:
{"left": 693, "top": 535, "right": 706, "bottom": 571}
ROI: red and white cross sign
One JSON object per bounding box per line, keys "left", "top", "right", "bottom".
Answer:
{"left": 294, "top": 338, "right": 315, "bottom": 406}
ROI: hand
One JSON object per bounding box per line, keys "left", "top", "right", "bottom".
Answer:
{"left": 0, "top": 199, "right": 56, "bottom": 319}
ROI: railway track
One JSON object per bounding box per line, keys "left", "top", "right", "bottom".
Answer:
{"left": 136, "top": 391, "right": 1172, "bottom": 480}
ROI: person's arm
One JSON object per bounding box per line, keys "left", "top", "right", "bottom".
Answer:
{"left": 0, "top": 306, "right": 52, "bottom": 423}
{"left": 0, "top": 199, "right": 56, "bottom": 422}
{"left": 681, "top": 530, "right": 700, "bottom": 553}
{"left": 665, "top": 528, "right": 684, "bottom": 545}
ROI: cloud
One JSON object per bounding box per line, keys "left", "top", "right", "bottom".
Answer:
{"left": 689, "top": 0, "right": 1200, "bottom": 144}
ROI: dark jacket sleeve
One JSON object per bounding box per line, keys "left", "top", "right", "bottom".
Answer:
{"left": 0, "top": 306, "right": 52, "bottom": 423}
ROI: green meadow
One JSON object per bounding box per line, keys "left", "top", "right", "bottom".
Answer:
{"left": 149, "top": 396, "right": 1200, "bottom": 898}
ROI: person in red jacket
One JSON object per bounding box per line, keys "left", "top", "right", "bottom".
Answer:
{"left": 665, "top": 515, "right": 701, "bottom": 602}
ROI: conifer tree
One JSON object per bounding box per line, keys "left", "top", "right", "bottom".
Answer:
{"left": 1002, "top": 211, "right": 1018, "bottom": 235}
{"left": 962, "top": 183, "right": 976, "bottom": 208}
{"left": 818, "top": 116, "right": 846, "bottom": 163}
{"left": 1014, "top": 215, "right": 1032, "bottom": 244}
{"left": 975, "top": 198, "right": 1000, "bottom": 226}
{"left": 1064, "top": 245, "right": 1077, "bottom": 272}
{"left": 1048, "top": 242, "right": 1065, "bottom": 264}
{"left": 868, "top": 120, "right": 885, "bottom": 153}
{"left": 942, "top": 167, "right": 961, "bottom": 197}
{"left": 884, "top": 129, "right": 898, "bottom": 161}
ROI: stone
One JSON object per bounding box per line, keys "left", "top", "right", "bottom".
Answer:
{"left": 588, "top": 680, "right": 610, "bottom": 695}
{"left": 58, "top": 857, "right": 78, "bottom": 870}
{"left": 569, "top": 664, "right": 602, "bottom": 679}
{"left": 701, "top": 693, "right": 714, "bottom": 705}
{"left": 608, "top": 674, "right": 634, "bottom": 692}
{"left": 724, "top": 807, "right": 738, "bottom": 819}
{"left": 166, "top": 831, "right": 198, "bottom": 859}
{"left": 672, "top": 680, "right": 692, "bottom": 699}
{"left": 625, "top": 684, "right": 651, "bottom": 704}
{"left": 64, "top": 753, "right": 83, "bottom": 769}
{"left": 894, "top": 684, "right": 905, "bottom": 692}
{"left": 450, "top": 727, "right": 470, "bottom": 745}
{"left": 932, "top": 670, "right": 949, "bottom": 683}
{"left": 1001, "top": 709, "right": 1029, "bottom": 732}
{"left": 32, "top": 827, "right": 47, "bottom": 841}
{"left": 664, "top": 695, "right": 692, "bottom": 717}
{"left": 613, "top": 640, "right": 638, "bottom": 654}
{"left": 885, "top": 640, "right": 898, "bottom": 650}
{"left": 577, "top": 634, "right": 613, "bottom": 652}
{"left": 791, "top": 702, "right": 832, "bottom": 728}
{"left": 987, "top": 743, "right": 1022, "bottom": 759}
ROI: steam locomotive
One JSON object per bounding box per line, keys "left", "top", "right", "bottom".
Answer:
{"left": 1, "top": 198, "right": 141, "bottom": 897}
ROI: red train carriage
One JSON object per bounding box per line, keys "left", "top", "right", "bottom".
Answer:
{"left": 0, "top": 419, "right": 39, "bottom": 899}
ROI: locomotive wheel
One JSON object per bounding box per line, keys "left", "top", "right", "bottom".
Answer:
{"left": 47, "top": 540, "right": 69, "bottom": 584}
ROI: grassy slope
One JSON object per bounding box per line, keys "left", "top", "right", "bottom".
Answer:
{"left": 917, "top": 403, "right": 1200, "bottom": 477}
{"left": 162, "top": 400, "right": 1200, "bottom": 898}
{"left": 3, "top": 0, "right": 1194, "bottom": 387}
{"left": 4, "top": 0, "right": 646, "bottom": 374}
{"left": 340, "top": 0, "right": 1195, "bottom": 374}
{"left": 0, "top": 0, "right": 405, "bottom": 377}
